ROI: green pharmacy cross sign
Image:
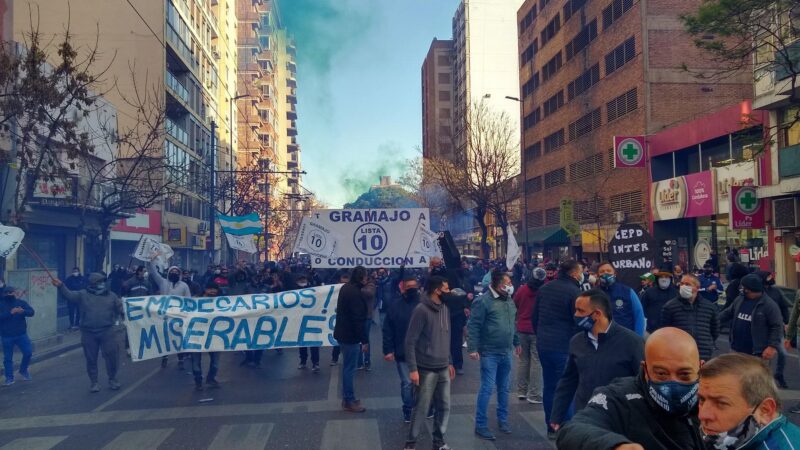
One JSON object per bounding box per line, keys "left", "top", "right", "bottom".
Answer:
{"left": 613, "top": 136, "right": 646, "bottom": 168}
{"left": 736, "top": 189, "right": 758, "bottom": 212}
{"left": 731, "top": 185, "right": 764, "bottom": 230}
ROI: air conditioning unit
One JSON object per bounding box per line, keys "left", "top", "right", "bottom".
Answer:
{"left": 197, "top": 222, "right": 209, "bottom": 234}
{"left": 192, "top": 235, "right": 205, "bottom": 247}
{"left": 773, "top": 197, "right": 799, "bottom": 228}
{"left": 612, "top": 211, "right": 626, "bottom": 223}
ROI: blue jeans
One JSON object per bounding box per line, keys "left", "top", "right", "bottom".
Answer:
{"left": 538, "top": 348, "right": 571, "bottom": 432}
{"left": 341, "top": 343, "right": 360, "bottom": 402}
{"left": 475, "top": 351, "right": 512, "bottom": 429}
{"left": 396, "top": 361, "right": 415, "bottom": 415}
{"left": 357, "top": 320, "right": 372, "bottom": 367}
{"left": 191, "top": 352, "right": 219, "bottom": 383}
{"left": 2, "top": 334, "right": 32, "bottom": 380}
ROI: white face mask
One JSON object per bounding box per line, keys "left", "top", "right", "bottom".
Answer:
{"left": 588, "top": 275, "right": 597, "bottom": 285}
{"left": 679, "top": 285, "right": 694, "bottom": 299}
{"left": 503, "top": 284, "right": 514, "bottom": 296}
{"left": 658, "top": 278, "right": 672, "bottom": 289}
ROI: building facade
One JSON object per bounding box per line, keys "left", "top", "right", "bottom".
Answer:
{"left": 422, "top": 39, "right": 455, "bottom": 160}
{"left": 517, "top": 0, "right": 752, "bottom": 261}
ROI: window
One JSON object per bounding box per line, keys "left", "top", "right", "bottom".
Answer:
{"left": 541, "top": 14, "right": 561, "bottom": 47}
{"left": 563, "top": 0, "right": 588, "bottom": 22}
{"left": 780, "top": 107, "right": 800, "bottom": 147}
{"left": 437, "top": 55, "right": 451, "bottom": 66}
{"left": 437, "top": 73, "right": 451, "bottom": 84}
{"left": 439, "top": 125, "right": 452, "bottom": 136}
{"left": 542, "top": 52, "right": 563, "bottom": 82}
{"left": 605, "top": 36, "right": 636, "bottom": 76}
{"left": 523, "top": 107, "right": 542, "bottom": 130}
{"left": 607, "top": 88, "right": 638, "bottom": 122}
{"left": 521, "top": 39, "right": 538, "bottom": 65}
{"left": 567, "top": 63, "right": 600, "bottom": 100}
{"left": 565, "top": 19, "right": 598, "bottom": 61}
{"left": 525, "top": 142, "right": 542, "bottom": 161}
{"left": 519, "top": 5, "right": 537, "bottom": 33}
{"left": 527, "top": 210, "right": 544, "bottom": 228}
{"left": 569, "top": 153, "right": 605, "bottom": 181}
{"left": 574, "top": 198, "right": 604, "bottom": 222}
{"left": 543, "top": 90, "right": 565, "bottom": 117}
{"left": 544, "top": 129, "right": 566, "bottom": 153}
{"left": 539, "top": 0, "right": 551, "bottom": 10}
{"left": 568, "top": 108, "right": 602, "bottom": 140}
{"left": 438, "top": 90, "right": 451, "bottom": 101}
{"left": 609, "top": 190, "right": 643, "bottom": 215}
{"left": 440, "top": 108, "right": 451, "bottom": 119}
{"left": 602, "top": 0, "right": 634, "bottom": 30}
{"left": 525, "top": 176, "right": 542, "bottom": 193}
{"left": 545, "top": 207, "right": 561, "bottom": 225}
{"left": 522, "top": 72, "right": 541, "bottom": 98}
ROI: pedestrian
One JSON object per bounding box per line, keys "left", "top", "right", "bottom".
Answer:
{"left": 557, "top": 327, "right": 704, "bottom": 449}
{"left": 0, "top": 287, "right": 34, "bottom": 386}
{"left": 724, "top": 262, "right": 750, "bottom": 308}
{"left": 638, "top": 272, "right": 654, "bottom": 298}
{"left": 296, "top": 274, "right": 321, "bottom": 373}
{"left": 512, "top": 267, "right": 545, "bottom": 404}
{"left": 64, "top": 267, "right": 86, "bottom": 330}
{"left": 122, "top": 265, "right": 155, "bottom": 297}
{"left": 660, "top": 274, "right": 720, "bottom": 362}
{"left": 382, "top": 275, "right": 421, "bottom": 423}
{"left": 759, "top": 270, "right": 790, "bottom": 388}
{"left": 550, "top": 289, "right": 644, "bottom": 431}
{"left": 403, "top": 276, "right": 454, "bottom": 450}
{"left": 698, "top": 353, "right": 800, "bottom": 449}
{"left": 718, "top": 274, "right": 783, "bottom": 365}
{"left": 698, "top": 263, "right": 722, "bottom": 304}
{"left": 640, "top": 265, "right": 678, "bottom": 334}
{"left": 332, "top": 266, "right": 370, "bottom": 413}
{"left": 148, "top": 262, "right": 192, "bottom": 369}
{"left": 182, "top": 270, "right": 202, "bottom": 296}
{"left": 53, "top": 273, "right": 124, "bottom": 392}
{"left": 596, "top": 262, "right": 646, "bottom": 336}
{"left": 329, "top": 272, "right": 350, "bottom": 366}
{"left": 531, "top": 259, "right": 583, "bottom": 439}
{"left": 191, "top": 282, "right": 222, "bottom": 391}
{"left": 357, "top": 272, "right": 377, "bottom": 371}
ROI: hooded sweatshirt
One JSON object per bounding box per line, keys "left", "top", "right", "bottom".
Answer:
{"left": 404, "top": 294, "right": 451, "bottom": 372}
{"left": 58, "top": 273, "right": 123, "bottom": 332}
{"left": 147, "top": 262, "right": 191, "bottom": 297}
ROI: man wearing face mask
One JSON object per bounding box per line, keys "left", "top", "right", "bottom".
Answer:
{"left": 718, "top": 274, "right": 783, "bottom": 364}
{"left": 698, "top": 263, "right": 721, "bottom": 304}
{"left": 661, "top": 275, "right": 719, "bottom": 362}
{"left": 757, "top": 271, "right": 790, "bottom": 388}
{"left": 551, "top": 289, "right": 644, "bottom": 431}
{"left": 640, "top": 266, "right": 678, "bottom": 333}
{"left": 65, "top": 267, "right": 86, "bottom": 330}
{"left": 53, "top": 274, "right": 124, "bottom": 392}
{"left": 0, "top": 287, "right": 35, "bottom": 386}
{"left": 148, "top": 263, "right": 191, "bottom": 369}
{"left": 596, "top": 262, "right": 646, "bottom": 336}
{"left": 383, "top": 275, "right": 422, "bottom": 423}
{"left": 123, "top": 266, "right": 155, "bottom": 298}
{"left": 512, "top": 267, "right": 546, "bottom": 404}
{"left": 697, "top": 353, "right": 800, "bottom": 449}
{"left": 557, "top": 327, "right": 705, "bottom": 449}
{"left": 468, "top": 270, "right": 522, "bottom": 440}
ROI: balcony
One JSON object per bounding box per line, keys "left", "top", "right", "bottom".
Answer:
{"left": 287, "top": 108, "right": 297, "bottom": 120}
{"left": 165, "top": 118, "right": 189, "bottom": 147}
{"left": 236, "top": 4, "right": 258, "bottom": 23}
{"left": 287, "top": 90, "right": 297, "bottom": 104}
{"left": 287, "top": 77, "right": 297, "bottom": 89}
{"left": 775, "top": 40, "right": 800, "bottom": 82}
{"left": 256, "top": 49, "right": 273, "bottom": 62}
{"left": 287, "top": 122, "right": 298, "bottom": 136}
{"left": 255, "top": 96, "right": 275, "bottom": 110}
{"left": 287, "top": 61, "right": 296, "bottom": 73}
{"left": 779, "top": 144, "right": 800, "bottom": 179}
{"left": 238, "top": 34, "right": 258, "bottom": 48}
{"left": 165, "top": 71, "right": 189, "bottom": 103}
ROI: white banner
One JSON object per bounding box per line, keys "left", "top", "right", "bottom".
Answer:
{"left": 133, "top": 235, "right": 173, "bottom": 268}
{"left": 506, "top": 225, "right": 521, "bottom": 270}
{"left": 0, "top": 224, "right": 25, "bottom": 259}
{"left": 303, "top": 209, "right": 436, "bottom": 269}
{"left": 225, "top": 233, "right": 258, "bottom": 254}
{"left": 292, "top": 217, "right": 342, "bottom": 258}
{"left": 124, "top": 284, "right": 342, "bottom": 361}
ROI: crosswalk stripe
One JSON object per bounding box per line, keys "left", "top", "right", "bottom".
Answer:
{"left": 0, "top": 436, "right": 67, "bottom": 450}
{"left": 430, "top": 414, "right": 497, "bottom": 450}
{"left": 207, "top": 423, "right": 274, "bottom": 450}
{"left": 101, "top": 428, "right": 173, "bottom": 450}
{"left": 320, "top": 419, "right": 381, "bottom": 450}
{"left": 519, "top": 411, "right": 555, "bottom": 449}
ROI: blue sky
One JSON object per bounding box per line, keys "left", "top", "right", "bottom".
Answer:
{"left": 282, "top": 0, "right": 460, "bottom": 207}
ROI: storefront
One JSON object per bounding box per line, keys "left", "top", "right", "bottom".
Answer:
{"left": 110, "top": 209, "right": 163, "bottom": 268}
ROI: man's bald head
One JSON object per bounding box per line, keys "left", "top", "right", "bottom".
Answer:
{"left": 644, "top": 327, "right": 701, "bottom": 383}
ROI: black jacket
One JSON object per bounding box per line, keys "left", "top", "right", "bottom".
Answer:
{"left": 551, "top": 322, "right": 644, "bottom": 424}
{"left": 718, "top": 293, "right": 783, "bottom": 355}
{"left": 661, "top": 296, "right": 719, "bottom": 360}
{"left": 532, "top": 273, "right": 581, "bottom": 352}
{"left": 0, "top": 297, "right": 35, "bottom": 337}
{"left": 382, "top": 292, "right": 420, "bottom": 361}
{"left": 640, "top": 284, "right": 678, "bottom": 332}
{"left": 333, "top": 282, "right": 369, "bottom": 345}
{"left": 557, "top": 371, "right": 704, "bottom": 450}
{"left": 763, "top": 285, "right": 789, "bottom": 324}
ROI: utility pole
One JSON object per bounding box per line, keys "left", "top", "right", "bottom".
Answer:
{"left": 209, "top": 120, "right": 217, "bottom": 264}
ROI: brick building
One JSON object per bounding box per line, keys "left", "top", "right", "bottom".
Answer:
{"left": 517, "top": 0, "right": 751, "bottom": 261}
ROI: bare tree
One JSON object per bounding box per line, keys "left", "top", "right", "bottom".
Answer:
{"left": 398, "top": 151, "right": 459, "bottom": 231}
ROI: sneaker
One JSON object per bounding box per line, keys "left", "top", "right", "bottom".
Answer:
{"left": 2, "top": 378, "right": 14, "bottom": 387}
{"left": 426, "top": 410, "right": 435, "bottom": 419}
{"left": 499, "top": 422, "right": 512, "bottom": 434}
{"left": 312, "top": 364, "right": 320, "bottom": 373}
{"left": 108, "top": 379, "right": 121, "bottom": 390}
{"left": 364, "top": 363, "right": 371, "bottom": 372}
{"left": 297, "top": 363, "right": 307, "bottom": 370}
{"left": 774, "top": 375, "right": 789, "bottom": 389}
{"left": 475, "top": 428, "right": 496, "bottom": 440}
{"left": 518, "top": 394, "right": 527, "bottom": 400}
{"left": 18, "top": 371, "right": 31, "bottom": 381}
{"left": 403, "top": 412, "right": 412, "bottom": 423}
{"left": 433, "top": 444, "right": 451, "bottom": 450}
{"left": 357, "top": 364, "right": 365, "bottom": 370}
{"left": 329, "top": 360, "right": 338, "bottom": 366}
{"left": 342, "top": 400, "right": 366, "bottom": 413}
{"left": 206, "top": 379, "right": 220, "bottom": 388}
{"left": 527, "top": 396, "right": 543, "bottom": 404}
{"left": 90, "top": 382, "right": 101, "bottom": 393}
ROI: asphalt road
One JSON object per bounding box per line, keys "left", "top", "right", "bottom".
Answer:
{"left": 0, "top": 329, "right": 799, "bottom": 450}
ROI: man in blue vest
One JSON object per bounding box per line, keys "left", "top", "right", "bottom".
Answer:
{"left": 596, "top": 262, "right": 645, "bottom": 336}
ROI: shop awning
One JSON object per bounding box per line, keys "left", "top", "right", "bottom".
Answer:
{"left": 526, "top": 226, "right": 569, "bottom": 246}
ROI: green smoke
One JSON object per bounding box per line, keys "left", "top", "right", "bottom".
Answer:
{"left": 341, "top": 142, "right": 408, "bottom": 202}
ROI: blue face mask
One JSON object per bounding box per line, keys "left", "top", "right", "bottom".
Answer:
{"left": 599, "top": 274, "right": 616, "bottom": 287}
{"left": 645, "top": 368, "right": 699, "bottom": 416}
{"left": 574, "top": 312, "right": 595, "bottom": 331}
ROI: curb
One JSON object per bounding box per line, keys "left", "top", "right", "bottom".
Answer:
{"left": 31, "top": 341, "right": 82, "bottom": 364}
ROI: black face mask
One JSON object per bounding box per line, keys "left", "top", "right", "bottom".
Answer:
{"left": 168, "top": 273, "right": 180, "bottom": 283}
{"left": 405, "top": 288, "right": 419, "bottom": 299}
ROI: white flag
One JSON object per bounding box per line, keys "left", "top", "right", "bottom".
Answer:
{"left": 0, "top": 224, "right": 24, "bottom": 259}
{"left": 133, "top": 236, "right": 173, "bottom": 267}
{"left": 506, "top": 225, "right": 521, "bottom": 271}
{"left": 225, "top": 233, "right": 258, "bottom": 254}
{"left": 413, "top": 224, "right": 442, "bottom": 259}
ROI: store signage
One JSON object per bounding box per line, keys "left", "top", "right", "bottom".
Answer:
{"left": 32, "top": 177, "right": 74, "bottom": 199}
{"left": 613, "top": 136, "right": 646, "bottom": 168}
{"left": 112, "top": 209, "right": 162, "bottom": 236}
{"left": 730, "top": 185, "right": 765, "bottom": 229}
{"left": 685, "top": 172, "right": 715, "bottom": 217}
{"left": 608, "top": 224, "right": 657, "bottom": 288}
{"left": 694, "top": 239, "right": 711, "bottom": 269}
{"left": 163, "top": 227, "right": 187, "bottom": 247}
{"left": 651, "top": 171, "right": 715, "bottom": 221}
{"left": 661, "top": 239, "right": 677, "bottom": 264}
{"left": 715, "top": 161, "right": 758, "bottom": 214}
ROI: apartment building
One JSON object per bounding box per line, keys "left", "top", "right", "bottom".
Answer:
{"left": 422, "top": 39, "right": 455, "bottom": 160}
{"left": 517, "top": 0, "right": 751, "bottom": 260}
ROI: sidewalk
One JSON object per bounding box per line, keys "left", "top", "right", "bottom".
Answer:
{"left": 30, "top": 329, "right": 82, "bottom": 364}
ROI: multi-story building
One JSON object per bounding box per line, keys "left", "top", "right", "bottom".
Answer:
{"left": 517, "top": 0, "right": 751, "bottom": 261}
{"left": 422, "top": 39, "right": 455, "bottom": 160}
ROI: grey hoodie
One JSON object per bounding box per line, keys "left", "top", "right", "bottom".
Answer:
{"left": 404, "top": 294, "right": 451, "bottom": 372}
{"left": 58, "top": 273, "right": 123, "bottom": 332}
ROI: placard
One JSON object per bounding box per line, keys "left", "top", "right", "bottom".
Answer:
{"left": 608, "top": 224, "right": 657, "bottom": 288}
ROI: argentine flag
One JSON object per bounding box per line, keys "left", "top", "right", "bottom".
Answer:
{"left": 217, "top": 213, "right": 263, "bottom": 236}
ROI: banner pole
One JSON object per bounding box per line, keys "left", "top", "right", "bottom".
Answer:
{"left": 403, "top": 215, "right": 424, "bottom": 262}
{"left": 20, "top": 242, "right": 56, "bottom": 282}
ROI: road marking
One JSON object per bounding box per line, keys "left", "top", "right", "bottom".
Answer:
{"left": 321, "top": 419, "right": 381, "bottom": 450}
{"left": 428, "top": 414, "right": 496, "bottom": 450}
{"left": 0, "top": 436, "right": 67, "bottom": 450}
{"left": 519, "top": 411, "right": 555, "bottom": 449}
{"left": 92, "top": 366, "right": 161, "bottom": 412}
{"left": 207, "top": 423, "right": 274, "bottom": 450}
{"left": 101, "top": 428, "right": 173, "bottom": 450}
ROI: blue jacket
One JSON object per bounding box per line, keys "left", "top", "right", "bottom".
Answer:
{"left": 698, "top": 273, "right": 721, "bottom": 303}
{"left": 0, "top": 297, "right": 35, "bottom": 337}
{"left": 738, "top": 415, "right": 800, "bottom": 449}
{"left": 600, "top": 282, "right": 646, "bottom": 336}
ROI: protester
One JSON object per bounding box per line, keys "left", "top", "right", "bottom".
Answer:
{"left": 382, "top": 275, "right": 421, "bottom": 423}
{"left": 123, "top": 266, "right": 155, "bottom": 298}
{"left": 182, "top": 270, "right": 202, "bottom": 296}
{"left": 639, "top": 265, "right": 678, "bottom": 333}
{"left": 698, "top": 263, "right": 722, "bottom": 304}
{"left": 403, "top": 275, "right": 454, "bottom": 450}
{"left": 638, "top": 272, "right": 654, "bottom": 298}
{"left": 329, "top": 272, "right": 350, "bottom": 366}
{"left": 0, "top": 287, "right": 34, "bottom": 386}
{"left": 550, "top": 289, "right": 644, "bottom": 430}
{"left": 760, "top": 271, "right": 790, "bottom": 388}
{"left": 718, "top": 274, "right": 783, "bottom": 363}
{"left": 596, "top": 262, "right": 646, "bottom": 336}
{"left": 531, "top": 259, "right": 583, "bottom": 439}
{"left": 724, "top": 262, "right": 750, "bottom": 308}
{"left": 148, "top": 263, "right": 192, "bottom": 369}
{"left": 661, "top": 274, "right": 719, "bottom": 361}
{"left": 191, "top": 282, "right": 222, "bottom": 391}
{"left": 698, "top": 353, "right": 800, "bottom": 448}
{"left": 333, "top": 266, "right": 370, "bottom": 413}
{"left": 512, "top": 267, "right": 545, "bottom": 404}
{"left": 53, "top": 273, "right": 124, "bottom": 392}
{"left": 64, "top": 267, "right": 86, "bottom": 330}
{"left": 556, "top": 327, "right": 704, "bottom": 449}
{"left": 357, "top": 273, "right": 377, "bottom": 371}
